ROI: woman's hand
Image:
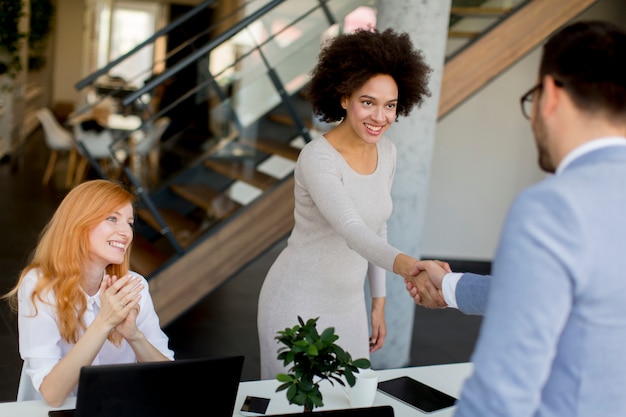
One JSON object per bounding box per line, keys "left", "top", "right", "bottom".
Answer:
{"left": 369, "top": 297, "right": 386, "bottom": 353}
{"left": 98, "top": 274, "right": 143, "bottom": 333}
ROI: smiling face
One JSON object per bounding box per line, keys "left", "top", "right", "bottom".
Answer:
{"left": 88, "top": 202, "right": 134, "bottom": 268}
{"left": 341, "top": 74, "right": 398, "bottom": 144}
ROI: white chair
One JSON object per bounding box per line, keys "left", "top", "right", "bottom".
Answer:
{"left": 16, "top": 361, "right": 39, "bottom": 401}
{"left": 36, "top": 107, "right": 77, "bottom": 187}
{"left": 72, "top": 122, "right": 122, "bottom": 186}
{"left": 130, "top": 116, "right": 170, "bottom": 187}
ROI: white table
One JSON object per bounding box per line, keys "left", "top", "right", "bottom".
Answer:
{"left": 106, "top": 114, "right": 142, "bottom": 131}
{"left": 0, "top": 362, "right": 472, "bottom": 417}
{"left": 233, "top": 362, "right": 473, "bottom": 416}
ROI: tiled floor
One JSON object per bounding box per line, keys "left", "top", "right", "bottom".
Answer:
{"left": 0, "top": 128, "right": 484, "bottom": 403}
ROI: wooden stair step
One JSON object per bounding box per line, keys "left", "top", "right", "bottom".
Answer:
{"left": 170, "top": 183, "right": 242, "bottom": 220}
{"left": 448, "top": 30, "right": 480, "bottom": 38}
{"left": 242, "top": 137, "right": 301, "bottom": 161}
{"left": 130, "top": 234, "right": 169, "bottom": 277}
{"left": 204, "top": 159, "right": 277, "bottom": 190}
{"left": 450, "top": 6, "right": 512, "bottom": 16}
{"left": 136, "top": 207, "right": 202, "bottom": 248}
{"left": 267, "top": 113, "right": 313, "bottom": 130}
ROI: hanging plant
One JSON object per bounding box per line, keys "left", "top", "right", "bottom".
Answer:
{"left": 28, "top": 0, "right": 55, "bottom": 71}
{"left": 0, "top": 0, "right": 26, "bottom": 78}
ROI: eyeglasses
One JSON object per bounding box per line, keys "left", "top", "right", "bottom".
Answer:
{"left": 520, "top": 83, "right": 542, "bottom": 120}
{"left": 519, "top": 79, "right": 564, "bottom": 120}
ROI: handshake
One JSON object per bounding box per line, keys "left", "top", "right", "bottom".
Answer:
{"left": 403, "top": 260, "right": 453, "bottom": 309}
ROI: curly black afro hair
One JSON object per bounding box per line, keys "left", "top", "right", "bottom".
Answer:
{"left": 307, "top": 28, "right": 432, "bottom": 123}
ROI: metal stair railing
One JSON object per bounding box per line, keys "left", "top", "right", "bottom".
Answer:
{"left": 70, "top": 0, "right": 545, "bottom": 280}
{"left": 71, "top": 0, "right": 289, "bottom": 262}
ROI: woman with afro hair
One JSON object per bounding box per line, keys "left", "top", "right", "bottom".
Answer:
{"left": 257, "top": 27, "right": 443, "bottom": 379}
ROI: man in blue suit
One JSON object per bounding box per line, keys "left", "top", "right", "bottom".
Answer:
{"left": 406, "top": 21, "right": 626, "bottom": 416}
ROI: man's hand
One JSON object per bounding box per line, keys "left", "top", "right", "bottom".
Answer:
{"left": 410, "top": 260, "right": 451, "bottom": 288}
{"left": 404, "top": 260, "right": 451, "bottom": 309}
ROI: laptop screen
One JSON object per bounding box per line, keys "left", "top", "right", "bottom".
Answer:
{"left": 73, "top": 356, "right": 244, "bottom": 417}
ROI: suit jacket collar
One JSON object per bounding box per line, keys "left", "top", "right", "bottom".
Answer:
{"left": 557, "top": 136, "right": 626, "bottom": 175}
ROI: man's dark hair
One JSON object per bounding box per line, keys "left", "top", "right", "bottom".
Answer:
{"left": 541, "top": 21, "right": 626, "bottom": 120}
{"left": 307, "top": 28, "right": 432, "bottom": 123}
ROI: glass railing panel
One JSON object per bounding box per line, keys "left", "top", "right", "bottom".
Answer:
{"left": 251, "top": 1, "right": 327, "bottom": 52}
{"left": 216, "top": 1, "right": 325, "bottom": 90}
{"left": 231, "top": 68, "right": 283, "bottom": 129}
{"left": 256, "top": 6, "right": 328, "bottom": 90}
{"left": 326, "top": 0, "right": 378, "bottom": 24}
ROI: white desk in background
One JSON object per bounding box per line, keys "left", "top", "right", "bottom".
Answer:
{"left": 0, "top": 362, "right": 472, "bottom": 417}
{"left": 106, "top": 114, "right": 142, "bottom": 131}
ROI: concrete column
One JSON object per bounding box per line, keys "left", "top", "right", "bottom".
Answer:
{"left": 367, "top": 0, "right": 451, "bottom": 369}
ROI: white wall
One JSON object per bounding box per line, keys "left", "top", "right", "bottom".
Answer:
{"left": 421, "top": 0, "right": 626, "bottom": 261}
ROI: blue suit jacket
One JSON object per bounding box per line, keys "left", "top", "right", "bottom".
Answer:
{"left": 456, "top": 272, "right": 490, "bottom": 315}
{"left": 454, "top": 144, "right": 626, "bottom": 417}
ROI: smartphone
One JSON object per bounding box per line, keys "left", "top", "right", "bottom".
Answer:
{"left": 48, "top": 410, "right": 75, "bottom": 417}
{"left": 240, "top": 395, "right": 270, "bottom": 416}
{"left": 377, "top": 376, "right": 456, "bottom": 414}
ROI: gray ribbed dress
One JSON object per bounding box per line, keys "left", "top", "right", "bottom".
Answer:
{"left": 257, "top": 134, "right": 402, "bottom": 380}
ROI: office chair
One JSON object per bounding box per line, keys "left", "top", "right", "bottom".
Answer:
{"left": 36, "top": 107, "right": 77, "bottom": 187}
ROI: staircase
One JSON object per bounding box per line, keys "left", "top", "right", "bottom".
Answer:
{"left": 72, "top": 0, "right": 597, "bottom": 326}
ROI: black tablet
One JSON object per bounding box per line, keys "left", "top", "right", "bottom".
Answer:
{"left": 377, "top": 376, "right": 457, "bottom": 414}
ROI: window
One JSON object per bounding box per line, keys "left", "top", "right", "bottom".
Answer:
{"left": 92, "top": 1, "right": 165, "bottom": 87}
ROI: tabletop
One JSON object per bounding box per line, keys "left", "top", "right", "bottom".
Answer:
{"left": 232, "top": 362, "right": 473, "bottom": 417}
{"left": 0, "top": 362, "right": 473, "bottom": 417}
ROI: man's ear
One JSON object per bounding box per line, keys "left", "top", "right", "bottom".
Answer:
{"left": 540, "top": 75, "right": 561, "bottom": 118}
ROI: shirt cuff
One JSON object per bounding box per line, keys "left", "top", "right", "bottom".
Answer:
{"left": 442, "top": 272, "right": 463, "bottom": 309}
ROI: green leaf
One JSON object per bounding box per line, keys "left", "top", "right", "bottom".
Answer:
{"left": 311, "top": 393, "right": 324, "bottom": 407}
{"left": 286, "top": 384, "right": 298, "bottom": 402}
{"left": 299, "top": 379, "right": 316, "bottom": 392}
{"left": 344, "top": 369, "right": 356, "bottom": 386}
{"left": 294, "top": 391, "right": 307, "bottom": 405}
{"left": 276, "top": 382, "right": 292, "bottom": 392}
{"left": 276, "top": 373, "right": 293, "bottom": 382}
{"left": 352, "top": 358, "right": 371, "bottom": 369}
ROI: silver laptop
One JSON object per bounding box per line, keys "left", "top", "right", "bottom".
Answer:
{"left": 51, "top": 356, "right": 244, "bottom": 417}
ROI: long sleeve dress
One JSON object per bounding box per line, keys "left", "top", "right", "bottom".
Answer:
{"left": 257, "top": 134, "right": 402, "bottom": 380}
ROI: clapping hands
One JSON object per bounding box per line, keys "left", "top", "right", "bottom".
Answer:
{"left": 99, "top": 273, "right": 143, "bottom": 338}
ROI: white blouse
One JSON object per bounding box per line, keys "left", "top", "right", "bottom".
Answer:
{"left": 17, "top": 268, "right": 174, "bottom": 400}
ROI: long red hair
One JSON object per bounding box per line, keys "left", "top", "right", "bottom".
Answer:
{"left": 3, "top": 179, "right": 136, "bottom": 344}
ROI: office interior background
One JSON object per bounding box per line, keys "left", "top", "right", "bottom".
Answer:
{"left": 1, "top": 0, "right": 624, "bottom": 404}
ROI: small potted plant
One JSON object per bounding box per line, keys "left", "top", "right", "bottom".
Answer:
{"left": 275, "top": 316, "right": 371, "bottom": 412}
